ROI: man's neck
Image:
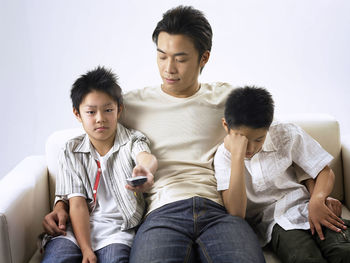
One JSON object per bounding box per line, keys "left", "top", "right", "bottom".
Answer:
{"left": 161, "top": 83, "right": 201, "bottom": 98}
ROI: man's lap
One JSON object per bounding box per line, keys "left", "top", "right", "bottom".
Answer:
{"left": 130, "top": 197, "right": 264, "bottom": 263}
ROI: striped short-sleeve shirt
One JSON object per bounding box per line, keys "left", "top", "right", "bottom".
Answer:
{"left": 55, "top": 123, "right": 150, "bottom": 230}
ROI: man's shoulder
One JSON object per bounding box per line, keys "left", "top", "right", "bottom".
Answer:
{"left": 198, "top": 82, "right": 235, "bottom": 105}
{"left": 201, "top": 82, "right": 235, "bottom": 93}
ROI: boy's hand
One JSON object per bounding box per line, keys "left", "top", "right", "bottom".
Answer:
{"left": 308, "top": 195, "right": 346, "bottom": 240}
{"left": 125, "top": 164, "right": 154, "bottom": 193}
{"left": 82, "top": 248, "right": 97, "bottom": 263}
{"left": 224, "top": 133, "right": 248, "bottom": 159}
{"left": 42, "top": 201, "right": 68, "bottom": 236}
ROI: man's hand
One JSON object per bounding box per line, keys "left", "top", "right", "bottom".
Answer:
{"left": 42, "top": 201, "right": 68, "bottom": 236}
{"left": 308, "top": 195, "right": 345, "bottom": 240}
{"left": 223, "top": 133, "right": 248, "bottom": 159}
{"left": 125, "top": 164, "right": 154, "bottom": 193}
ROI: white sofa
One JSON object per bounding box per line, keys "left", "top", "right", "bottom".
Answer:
{"left": 1, "top": 114, "right": 350, "bottom": 263}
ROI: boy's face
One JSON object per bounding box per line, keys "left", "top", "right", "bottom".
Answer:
{"left": 156, "top": 32, "right": 209, "bottom": 98}
{"left": 73, "top": 90, "right": 122, "bottom": 149}
{"left": 223, "top": 120, "right": 268, "bottom": 159}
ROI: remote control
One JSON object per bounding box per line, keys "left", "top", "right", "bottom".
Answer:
{"left": 126, "top": 176, "right": 148, "bottom": 186}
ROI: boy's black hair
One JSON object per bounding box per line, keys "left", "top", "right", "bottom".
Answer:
{"left": 70, "top": 66, "right": 123, "bottom": 113}
{"left": 224, "top": 86, "right": 274, "bottom": 129}
{"left": 152, "top": 6, "right": 212, "bottom": 64}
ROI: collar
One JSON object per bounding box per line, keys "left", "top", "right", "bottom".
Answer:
{"left": 74, "top": 123, "right": 130, "bottom": 155}
{"left": 261, "top": 131, "right": 277, "bottom": 152}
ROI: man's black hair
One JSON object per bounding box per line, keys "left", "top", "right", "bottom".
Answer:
{"left": 224, "top": 86, "right": 274, "bottom": 129}
{"left": 152, "top": 6, "right": 212, "bottom": 65}
{"left": 70, "top": 66, "right": 123, "bottom": 113}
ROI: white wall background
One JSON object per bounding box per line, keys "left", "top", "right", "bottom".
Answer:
{"left": 1, "top": 0, "right": 350, "bottom": 179}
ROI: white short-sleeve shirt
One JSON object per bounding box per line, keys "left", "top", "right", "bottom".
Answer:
{"left": 214, "top": 121, "right": 333, "bottom": 246}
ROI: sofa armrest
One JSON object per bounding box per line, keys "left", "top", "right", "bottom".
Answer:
{"left": 0, "top": 156, "right": 49, "bottom": 263}
{"left": 342, "top": 134, "right": 350, "bottom": 209}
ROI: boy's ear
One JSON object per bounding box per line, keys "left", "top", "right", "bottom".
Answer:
{"left": 222, "top": 118, "right": 229, "bottom": 133}
{"left": 73, "top": 108, "right": 82, "bottom": 123}
{"left": 117, "top": 104, "right": 124, "bottom": 119}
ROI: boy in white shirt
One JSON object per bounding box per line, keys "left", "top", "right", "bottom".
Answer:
{"left": 41, "top": 66, "right": 157, "bottom": 263}
{"left": 214, "top": 86, "right": 350, "bottom": 263}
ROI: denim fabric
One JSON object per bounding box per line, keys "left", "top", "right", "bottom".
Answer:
{"left": 41, "top": 238, "right": 130, "bottom": 263}
{"left": 271, "top": 219, "right": 350, "bottom": 263}
{"left": 95, "top": 243, "right": 130, "bottom": 263}
{"left": 130, "top": 197, "right": 265, "bottom": 263}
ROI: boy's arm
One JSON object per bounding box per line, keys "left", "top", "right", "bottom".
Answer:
{"left": 221, "top": 134, "right": 248, "bottom": 218}
{"left": 304, "top": 179, "right": 342, "bottom": 217}
{"left": 125, "top": 151, "right": 158, "bottom": 193}
{"left": 308, "top": 166, "right": 346, "bottom": 240}
{"left": 69, "top": 196, "right": 97, "bottom": 263}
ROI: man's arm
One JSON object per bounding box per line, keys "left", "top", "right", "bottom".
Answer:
{"left": 307, "top": 166, "right": 346, "bottom": 240}
{"left": 125, "top": 151, "right": 158, "bottom": 193}
{"left": 69, "top": 196, "right": 96, "bottom": 263}
{"left": 42, "top": 200, "right": 69, "bottom": 236}
{"left": 221, "top": 134, "right": 248, "bottom": 218}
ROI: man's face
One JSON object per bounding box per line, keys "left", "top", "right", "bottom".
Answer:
{"left": 156, "top": 32, "right": 209, "bottom": 97}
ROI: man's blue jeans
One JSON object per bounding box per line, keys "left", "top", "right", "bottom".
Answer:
{"left": 130, "top": 197, "right": 265, "bottom": 263}
{"left": 41, "top": 238, "right": 130, "bottom": 263}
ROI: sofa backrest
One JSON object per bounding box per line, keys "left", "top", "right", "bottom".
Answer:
{"left": 45, "top": 114, "right": 343, "bottom": 207}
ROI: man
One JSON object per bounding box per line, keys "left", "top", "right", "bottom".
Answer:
{"left": 44, "top": 6, "right": 266, "bottom": 262}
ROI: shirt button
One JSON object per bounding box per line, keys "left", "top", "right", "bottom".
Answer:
{"left": 93, "top": 190, "right": 97, "bottom": 194}
{"left": 98, "top": 168, "right": 102, "bottom": 172}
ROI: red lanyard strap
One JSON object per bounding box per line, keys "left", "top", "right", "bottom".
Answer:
{"left": 93, "top": 160, "right": 102, "bottom": 203}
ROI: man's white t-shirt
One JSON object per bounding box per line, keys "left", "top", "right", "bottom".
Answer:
{"left": 121, "top": 82, "right": 234, "bottom": 213}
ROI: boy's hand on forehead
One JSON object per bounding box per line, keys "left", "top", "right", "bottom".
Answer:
{"left": 125, "top": 164, "right": 154, "bottom": 193}
{"left": 224, "top": 133, "right": 248, "bottom": 159}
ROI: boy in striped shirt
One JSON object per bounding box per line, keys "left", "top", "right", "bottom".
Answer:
{"left": 42, "top": 66, "right": 157, "bottom": 263}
